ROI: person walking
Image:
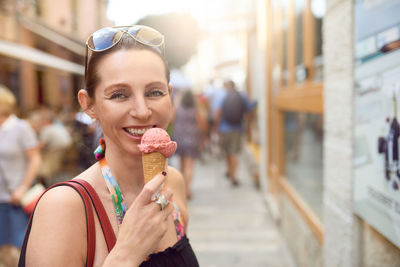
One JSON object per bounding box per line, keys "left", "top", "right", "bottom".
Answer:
{"left": 172, "top": 90, "right": 205, "bottom": 199}
{"left": 19, "top": 25, "right": 199, "bottom": 267}
{"left": 0, "top": 85, "right": 41, "bottom": 266}
{"left": 30, "top": 108, "right": 72, "bottom": 186}
{"left": 203, "top": 79, "right": 225, "bottom": 157}
{"left": 214, "top": 80, "right": 256, "bottom": 186}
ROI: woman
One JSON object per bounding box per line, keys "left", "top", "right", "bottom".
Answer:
{"left": 172, "top": 90, "right": 204, "bottom": 199}
{"left": 0, "top": 85, "right": 41, "bottom": 266}
{"left": 21, "top": 26, "right": 199, "bottom": 266}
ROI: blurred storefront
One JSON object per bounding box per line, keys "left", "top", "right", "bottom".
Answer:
{"left": 181, "top": 0, "right": 254, "bottom": 91}
{"left": 254, "top": 0, "right": 325, "bottom": 265}
{"left": 246, "top": 0, "right": 400, "bottom": 266}
{"left": 0, "top": 0, "right": 110, "bottom": 114}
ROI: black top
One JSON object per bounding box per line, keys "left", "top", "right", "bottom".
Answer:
{"left": 141, "top": 235, "right": 199, "bottom": 267}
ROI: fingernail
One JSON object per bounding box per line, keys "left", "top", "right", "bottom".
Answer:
{"left": 162, "top": 171, "right": 167, "bottom": 176}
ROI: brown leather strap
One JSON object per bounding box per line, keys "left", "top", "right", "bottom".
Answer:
{"left": 18, "top": 181, "right": 96, "bottom": 267}
{"left": 72, "top": 179, "right": 117, "bottom": 251}
{"left": 65, "top": 181, "right": 96, "bottom": 267}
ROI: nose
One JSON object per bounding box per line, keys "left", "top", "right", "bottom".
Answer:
{"left": 130, "top": 97, "right": 151, "bottom": 121}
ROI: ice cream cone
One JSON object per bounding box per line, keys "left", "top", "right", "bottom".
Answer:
{"left": 138, "top": 128, "right": 177, "bottom": 183}
{"left": 142, "top": 151, "right": 167, "bottom": 183}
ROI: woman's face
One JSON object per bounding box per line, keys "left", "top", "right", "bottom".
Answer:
{"left": 91, "top": 49, "right": 172, "bottom": 156}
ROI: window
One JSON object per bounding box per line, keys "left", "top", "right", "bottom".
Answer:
{"left": 281, "top": 0, "right": 289, "bottom": 86}
{"left": 31, "top": 0, "right": 41, "bottom": 16}
{"left": 295, "top": 0, "right": 304, "bottom": 66}
{"left": 266, "top": 0, "right": 325, "bottom": 243}
{"left": 312, "top": 0, "right": 325, "bottom": 82}
{"left": 284, "top": 112, "right": 323, "bottom": 218}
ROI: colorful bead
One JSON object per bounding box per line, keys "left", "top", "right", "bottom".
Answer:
{"left": 94, "top": 138, "right": 106, "bottom": 160}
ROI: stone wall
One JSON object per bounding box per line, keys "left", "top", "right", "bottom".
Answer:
{"left": 323, "top": 0, "right": 361, "bottom": 266}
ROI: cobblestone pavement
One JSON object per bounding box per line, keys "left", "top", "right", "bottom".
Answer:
{"left": 173, "top": 153, "right": 296, "bottom": 267}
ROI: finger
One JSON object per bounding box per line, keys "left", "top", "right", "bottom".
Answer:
{"left": 151, "top": 199, "right": 173, "bottom": 219}
{"left": 152, "top": 190, "right": 173, "bottom": 214}
{"left": 137, "top": 172, "right": 166, "bottom": 205}
{"left": 162, "top": 187, "right": 173, "bottom": 201}
{"left": 161, "top": 201, "right": 174, "bottom": 221}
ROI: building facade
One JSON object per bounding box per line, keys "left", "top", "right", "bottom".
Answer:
{"left": 247, "top": 0, "right": 400, "bottom": 266}
{"left": 0, "top": 0, "right": 111, "bottom": 114}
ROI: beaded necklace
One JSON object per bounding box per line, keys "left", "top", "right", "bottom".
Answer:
{"left": 99, "top": 158, "right": 127, "bottom": 225}
{"left": 94, "top": 138, "right": 127, "bottom": 225}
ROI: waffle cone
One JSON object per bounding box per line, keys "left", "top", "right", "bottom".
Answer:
{"left": 142, "top": 152, "right": 167, "bottom": 183}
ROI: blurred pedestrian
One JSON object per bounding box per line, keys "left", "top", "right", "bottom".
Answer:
{"left": 214, "top": 80, "right": 256, "bottom": 186}
{"left": 196, "top": 93, "right": 211, "bottom": 157}
{"left": 173, "top": 90, "right": 205, "bottom": 199}
{"left": 203, "top": 79, "right": 225, "bottom": 156}
{"left": 29, "top": 108, "right": 72, "bottom": 186}
{"left": 0, "top": 85, "right": 41, "bottom": 266}
{"left": 73, "top": 111, "right": 97, "bottom": 172}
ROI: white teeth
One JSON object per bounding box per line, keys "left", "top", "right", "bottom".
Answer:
{"left": 126, "top": 127, "right": 151, "bottom": 135}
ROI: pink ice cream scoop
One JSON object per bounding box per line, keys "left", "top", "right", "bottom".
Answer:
{"left": 138, "top": 128, "right": 177, "bottom": 158}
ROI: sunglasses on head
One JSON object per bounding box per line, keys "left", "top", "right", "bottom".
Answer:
{"left": 85, "top": 25, "right": 165, "bottom": 75}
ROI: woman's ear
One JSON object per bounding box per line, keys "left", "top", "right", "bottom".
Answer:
{"left": 77, "top": 89, "right": 97, "bottom": 119}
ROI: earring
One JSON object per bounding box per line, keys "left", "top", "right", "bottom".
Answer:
{"left": 93, "top": 138, "right": 105, "bottom": 160}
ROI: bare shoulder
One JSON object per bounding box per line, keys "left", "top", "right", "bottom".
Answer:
{"left": 26, "top": 184, "right": 87, "bottom": 266}
{"left": 166, "top": 166, "right": 188, "bottom": 224}
{"left": 166, "top": 167, "right": 185, "bottom": 193}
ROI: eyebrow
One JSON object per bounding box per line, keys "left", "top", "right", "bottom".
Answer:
{"left": 103, "top": 81, "right": 168, "bottom": 94}
{"left": 103, "top": 83, "right": 129, "bottom": 94}
{"left": 146, "top": 81, "right": 168, "bottom": 89}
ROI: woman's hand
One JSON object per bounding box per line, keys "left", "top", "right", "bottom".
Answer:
{"left": 104, "top": 172, "right": 174, "bottom": 266}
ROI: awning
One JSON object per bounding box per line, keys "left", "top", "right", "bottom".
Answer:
{"left": 0, "top": 39, "right": 84, "bottom": 75}
{"left": 19, "top": 16, "right": 85, "bottom": 56}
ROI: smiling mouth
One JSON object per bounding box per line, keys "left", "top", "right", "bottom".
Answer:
{"left": 124, "top": 127, "right": 153, "bottom": 136}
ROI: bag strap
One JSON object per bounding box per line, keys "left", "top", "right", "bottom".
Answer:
{"left": 71, "top": 179, "right": 117, "bottom": 251}
{"left": 18, "top": 181, "right": 96, "bottom": 267}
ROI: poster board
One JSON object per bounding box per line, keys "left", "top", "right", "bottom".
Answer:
{"left": 353, "top": 0, "right": 400, "bottom": 248}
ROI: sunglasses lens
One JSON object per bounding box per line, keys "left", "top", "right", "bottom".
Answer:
{"left": 87, "top": 28, "right": 123, "bottom": 51}
{"left": 128, "top": 26, "right": 164, "bottom": 47}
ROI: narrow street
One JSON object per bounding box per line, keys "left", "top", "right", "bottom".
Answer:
{"left": 171, "top": 152, "right": 296, "bottom": 267}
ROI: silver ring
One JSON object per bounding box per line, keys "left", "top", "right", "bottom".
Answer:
{"left": 155, "top": 194, "right": 169, "bottom": 210}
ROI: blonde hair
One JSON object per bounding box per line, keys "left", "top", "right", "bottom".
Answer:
{"left": 0, "top": 84, "right": 16, "bottom": 115}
